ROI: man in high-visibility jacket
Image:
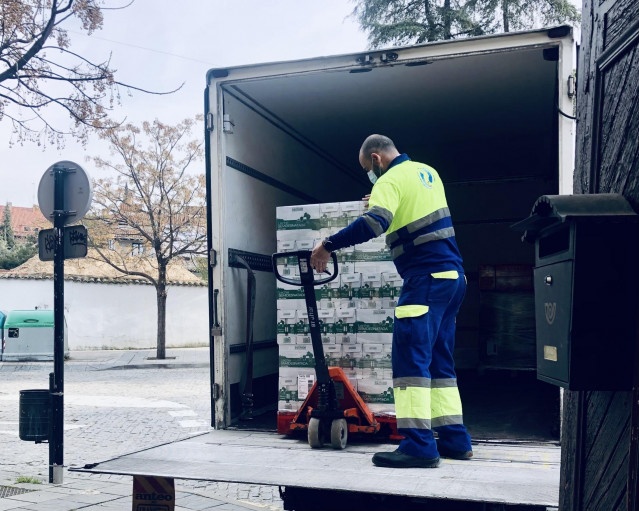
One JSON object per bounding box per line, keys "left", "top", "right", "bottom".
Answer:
{"left": 310, "top": 134, "right": 472, "bottom": 468}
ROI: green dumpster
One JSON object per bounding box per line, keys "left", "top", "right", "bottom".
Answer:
{"left": 2, "top": 310, "right": 68, "bottom": 361}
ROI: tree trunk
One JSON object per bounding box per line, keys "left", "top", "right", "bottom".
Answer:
{"left": 156, "top": 266, "right": 167, "bottom": 360}
{"left": 424, "top": 0, "right": 437, "bottom": 41}
{"left": 443, "top": 0, "right": 452, "bottom": 39}
{"left": 502, "top": 0, "right": 509, "bottom": 32}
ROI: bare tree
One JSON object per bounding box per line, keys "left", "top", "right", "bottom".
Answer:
{"left": 87, "top": 117, "right": 205, "bottom": 359}
{"left": 0, "top": 0, "right": 178, "bottom": 146}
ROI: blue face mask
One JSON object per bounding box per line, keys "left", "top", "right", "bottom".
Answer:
{"left": 367, "top": 170, "right": 378, "bottom": 185}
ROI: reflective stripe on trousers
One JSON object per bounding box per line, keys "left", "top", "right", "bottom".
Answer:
{"left": 393, "top": 377, "right": 464, "bottom": 430}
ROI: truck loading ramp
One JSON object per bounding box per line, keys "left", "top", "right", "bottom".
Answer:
{"left": 72, "top": 429, "right": 559, "bottom": 510}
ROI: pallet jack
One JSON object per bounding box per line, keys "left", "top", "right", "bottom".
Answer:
{"left": 273, "top": 250, "right": 380, "bottom": 449}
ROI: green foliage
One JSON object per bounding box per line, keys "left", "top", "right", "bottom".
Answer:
{"left": 465, "top": 0, "right": 580, "bottom": 33}
{"left": 353, "top": 0, "right": 580, "bottom": 46}
{"left": 192, "top": 257, "right": 209, "bottom": 282}
{"left": 15, "top": 476, "right": 42, "bottom": 484}
{"left": 1, "top": 203, "right": 15, "bottom": 248}
{"left": 354, "top": 0, "right": 482, "bottom": 46}
{"left": 0, "top": 238, "right": 38, "bottom": 270}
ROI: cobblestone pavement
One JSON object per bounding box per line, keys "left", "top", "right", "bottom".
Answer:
{"left": 0, "top": 362, "right": 283, "bottom": 509}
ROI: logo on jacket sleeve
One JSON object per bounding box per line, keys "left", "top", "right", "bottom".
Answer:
{"left": 418, "top": 168, "right": 434, "bottom": 189}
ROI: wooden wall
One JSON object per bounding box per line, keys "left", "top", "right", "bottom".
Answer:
{"left": 561, "top": 0, "right": 639, "bottom": 508}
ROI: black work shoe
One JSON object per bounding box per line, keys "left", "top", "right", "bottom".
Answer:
{"left": 436, "top": 441, "right": 473, "bottom": 460}
{"left": 372, "top": 449, "right": 440, "bottom": 468}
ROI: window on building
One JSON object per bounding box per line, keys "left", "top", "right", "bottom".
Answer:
{"left": 108, "top": 239, "right": 115, "bottom": 251}
{"left": 132, "top": 242, "right": 143, "bottom": 255}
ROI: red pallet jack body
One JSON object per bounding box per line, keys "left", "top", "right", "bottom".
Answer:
{"left": 289, "top": 367, "right": 380, "bottom": 436}
{"left": 278, "top": 410, "right": 403, "bottom": 440}
{"left": 272, "top": 250, "right": 381, "bottom": 448}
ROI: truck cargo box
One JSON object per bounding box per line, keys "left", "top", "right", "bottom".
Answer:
{"left": 204, "top": 26, "right": 576, "bottom": 441}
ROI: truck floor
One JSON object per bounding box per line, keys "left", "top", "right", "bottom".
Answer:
{"left": 72, "top": 429, "right": 560, "bottom": 510}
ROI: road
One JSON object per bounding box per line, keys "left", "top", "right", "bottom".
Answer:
{"left": 0, "top": 365, "right": 282, "bottom": 509}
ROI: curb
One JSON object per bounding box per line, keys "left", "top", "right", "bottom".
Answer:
{"left": 99, "top": 362, "right": 210, "bottom": 371}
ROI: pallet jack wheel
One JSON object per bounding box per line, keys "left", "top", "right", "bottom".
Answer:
{"left": 330, "top": 418, "right": 348, "bottom": 449}
{"left": 308, "top": 418, "right": 323, "bottom": 448}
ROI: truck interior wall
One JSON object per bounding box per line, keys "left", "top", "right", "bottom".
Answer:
{"left": 217, "top": 43, "right": 562, "bottom": 436}
{"left": 219, "top": 91, "right": 370, "bottom": 420}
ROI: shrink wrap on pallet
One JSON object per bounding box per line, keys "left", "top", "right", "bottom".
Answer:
{"left": 277, "top": 201, "right": 399, "bottom": 414}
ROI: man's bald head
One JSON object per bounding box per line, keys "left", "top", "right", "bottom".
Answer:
{"left": 360, "top": 135, "right": 397, "bottom": 160}
{"left": 359, "top": 134, "right": 400, "bottom": 176}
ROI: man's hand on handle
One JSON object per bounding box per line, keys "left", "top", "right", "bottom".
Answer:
{"left": 310, "top": 242, "right": 330, "bottom": 273}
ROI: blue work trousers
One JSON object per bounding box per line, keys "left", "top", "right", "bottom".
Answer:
{"left": 392, "top": 273, "right": 472, "bottom": 458}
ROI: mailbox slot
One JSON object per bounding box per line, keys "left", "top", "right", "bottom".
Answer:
{"left": 538, "top": 225, "right": 571, "bottom": 260}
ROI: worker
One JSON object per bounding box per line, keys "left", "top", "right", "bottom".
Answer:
{"left": 310, "top": 134, "right": 472, "bottom": 468}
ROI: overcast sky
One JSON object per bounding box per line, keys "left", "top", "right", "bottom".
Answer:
{"left": 0, "top": 0, "right": 369, "bottom": 208}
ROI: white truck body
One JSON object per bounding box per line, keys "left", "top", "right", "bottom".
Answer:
{"left": 204, "top": 26, "right": 576, "bottom": 430}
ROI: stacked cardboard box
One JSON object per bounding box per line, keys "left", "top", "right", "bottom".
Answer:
{"left": 277, "top": 202, "right": 402, "bottom": 415}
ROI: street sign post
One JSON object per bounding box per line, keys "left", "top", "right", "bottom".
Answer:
{"left": 38, "top": 160, "right": 93, "bottom": 226}
{"left": 38, "top": 225, "right": 88, "bottom": 261}
{"left": 38, "top": 161, "right": 92, "bottom": 485}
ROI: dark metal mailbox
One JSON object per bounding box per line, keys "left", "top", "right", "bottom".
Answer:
{"left": 512, "top": 194, "right": 639, "bottom": 390}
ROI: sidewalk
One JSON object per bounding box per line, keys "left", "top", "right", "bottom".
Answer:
{"left": 0, "top": 469, "right": 279, "bottom": 510}
{"left": 0, "top": 347, "right": 210, "bottom": 372}
{"left": 0, "top": 348, "right": 281, "bottom": 510}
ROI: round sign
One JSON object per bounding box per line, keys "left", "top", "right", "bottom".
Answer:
{"left": 38, "top": 161, "right": 93, "bottom": 226}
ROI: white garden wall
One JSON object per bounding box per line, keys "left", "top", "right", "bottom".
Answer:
{"left": 0, "top": 278, "right": 208, "bottom": 350}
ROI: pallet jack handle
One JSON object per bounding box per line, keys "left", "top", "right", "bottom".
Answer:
{"left": 272, "top": 250, "right": 338, "bottom": 287}
{"left": 272, "top": 250, "right": 338, "bottom": 388}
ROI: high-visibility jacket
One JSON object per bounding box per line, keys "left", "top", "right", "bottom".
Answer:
{"left": 365, "top": 159, "right": 463, "bottom": 278}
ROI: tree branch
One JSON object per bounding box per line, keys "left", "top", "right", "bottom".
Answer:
{"left": 89, "top": 240, "right": 158, "bottom": 287}
{"left": 0, "top": 0, "right": 60, "bottom": 83}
